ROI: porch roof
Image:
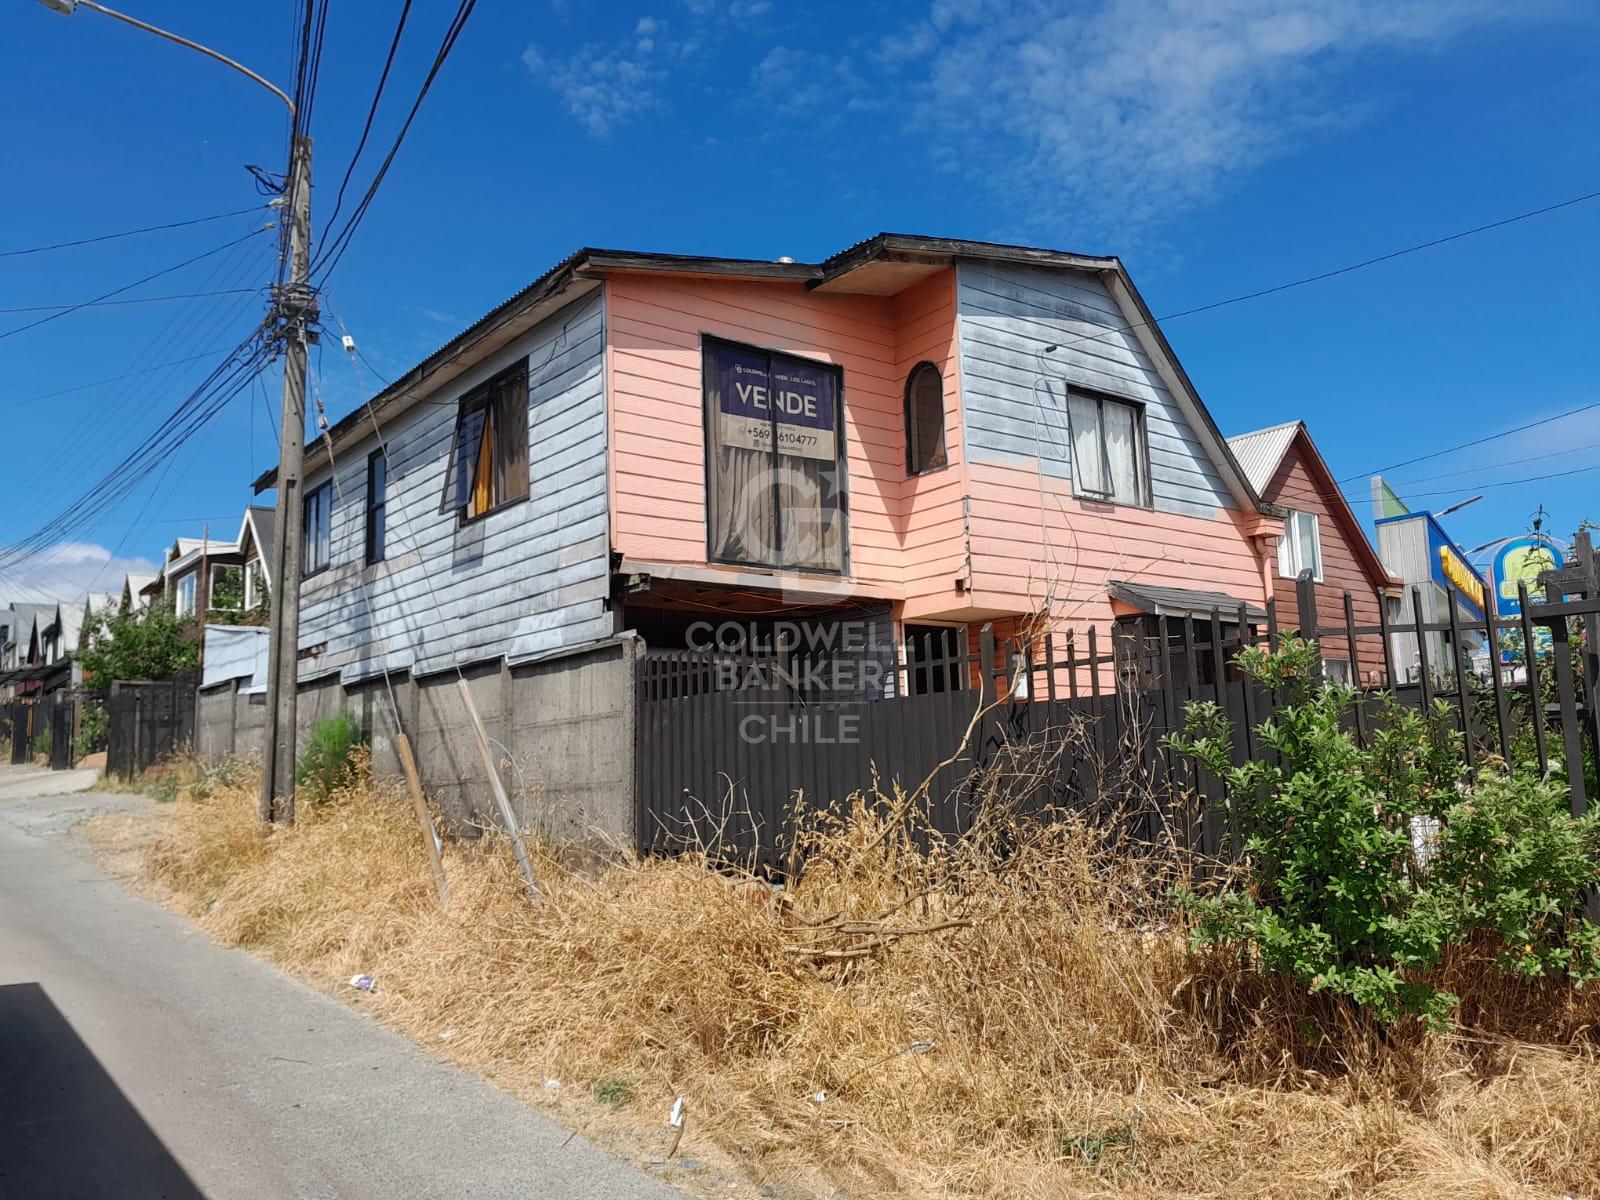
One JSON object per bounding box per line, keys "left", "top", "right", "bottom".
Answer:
{"left": 1108, "top": 581, "right": 1267, "bottom": 622}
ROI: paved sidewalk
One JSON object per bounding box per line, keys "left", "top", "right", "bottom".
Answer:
{"left": 0, "top": 777, "right": 682, "bottom": 1200}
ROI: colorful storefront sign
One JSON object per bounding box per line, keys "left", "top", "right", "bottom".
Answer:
{"left": 1491, "top": 535, "right": 1564, "bottom": 620}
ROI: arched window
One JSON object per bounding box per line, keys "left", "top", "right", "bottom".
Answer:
{"left": 904, "top": 361, "right": 947, "bottom": 475}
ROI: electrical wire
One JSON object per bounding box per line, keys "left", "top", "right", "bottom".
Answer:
{"left": 319, "top": 0, "right": 413, "bottom": 247}
{"left": 1338, "top": 398, "right": 1600, "bottom": 483}
{"left": 0, "top": 204, "right": 268, "bottom": 258}
{"left": 0, "top": 328, "right": 272, "bottom": 570}
{"left": 311, "top": 0, "right": 479, "bottom": 283}
{"left": 0, "top": 223, "right": 272, "bottom": 342}
{"left": 0, "top": 289, "right": 261, "bottom": 315}
{"left": 1032, "top": 187, "right": 1600, "bottom": 374}
{"left": 0, "top": 344, "right": 245, "bottom": 408}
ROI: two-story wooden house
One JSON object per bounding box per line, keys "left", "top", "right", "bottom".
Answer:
{"left": 253, "top": 235, "right": 1282, "bottom": 835}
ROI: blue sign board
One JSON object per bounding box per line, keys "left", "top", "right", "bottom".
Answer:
{"left": 1491, "top": 536, "right": 1563, "bottom": 620}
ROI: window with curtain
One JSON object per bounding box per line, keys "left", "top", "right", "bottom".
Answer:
{"left": 1278, "top": 509, "right": 1322, "bottom": 580}
{"left": 703, "top": 339, "right": 846, "bottom": 572}
{"left": 1067, "top": 392, "right": 1149, "bottom": 506}
{"left": 904, "top": 361, "right": 947, "bottom": 475}
{"left": 442, "top": 360, "right": 529, "bottom": 521}
{"left": 365, "top": 449, "right": 387, "bottom": 564}
{"left": 303, "top": 481, "right": 331, "bottom": 575}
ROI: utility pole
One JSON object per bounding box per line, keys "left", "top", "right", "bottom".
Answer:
{"left": 258, "top": 134, "right": 313, "bottom": 824}
{"left": 37, "top": 0, "right": 309, "bottom": 822}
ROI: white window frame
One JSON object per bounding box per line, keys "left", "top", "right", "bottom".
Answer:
{"left": 244, "top": 558, "right": 268, "bottom": 610}
{"left": 208, "top": 563, "right": 243, "bottom": 612}
{"left": 1278, "top": 509, "right": 1323, "bottom": 582}
{"left": 1067, "top": 391, "right": 1150, "bottom": 507}
{"left": 173, "top": 570, "right": 197, "bottom": 617}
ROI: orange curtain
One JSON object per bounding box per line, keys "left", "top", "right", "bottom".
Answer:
{"left": 470, "top": 414, "right": 495, "bottom": 517}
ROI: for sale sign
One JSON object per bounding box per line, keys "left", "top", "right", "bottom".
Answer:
{"left": 710, "top": 344, "right": 837, "bottom": 462}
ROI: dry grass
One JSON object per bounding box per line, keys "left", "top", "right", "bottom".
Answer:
{"left": 132, "top": 751, "right": 1600, "bottom": 1200}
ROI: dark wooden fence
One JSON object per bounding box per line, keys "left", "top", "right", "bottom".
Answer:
{"left": 2, "top": 696, "right": 77, "bottom": 770}
{"left": 105, "top": 674, "right": 198, "bottom": 781}
{"left": 635, "top": 535, "right": 1600, "bottom": 867}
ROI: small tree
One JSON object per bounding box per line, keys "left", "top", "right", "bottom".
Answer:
{"left": 1168, "top": 636, "right": 1600, "bottom": 1027}
{"left": 78, "top": 603, "right": 200, "bottom": 692}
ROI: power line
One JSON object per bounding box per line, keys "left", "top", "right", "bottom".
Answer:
{"left": 0, "top": 223, "right": 272, "bottom": 343}
{"left": 1382, "top": 461, "right": 1600, "bottom": 501}
{"left": 0, "top": 204, "right": 267, "bottom": 258}
{"left": 1035, "top": 184, "right": 1600, "bottom": 371}
{"left": 1337, "top": 399, "right": 1600, "bottom": 483}
{"left": 0, "top": 345, "right": 244, "bottom": 408}
{"left": 0, "top": 289, "right": 260, "bottom": 316}
{"left": 311, "top": 0, "right": 479, "bottom": 283}
{"left": 0, "top": 328, "right": 272, "bottom": 571}
{"left": 1382, "top": 440, "right": 1600, "bottom": 489}
{"left": 319, "top": 0, "right": 414, "bottom": 245}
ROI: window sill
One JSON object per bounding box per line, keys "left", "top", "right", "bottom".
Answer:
{"left": 907, "top": 460, "right": 952, "bottom": 479}
{"left": 1071, "top": 491, "right": 1153, "bottom": 512}
{"left": 457, "top": 493, "right": 529, "bottom": 527}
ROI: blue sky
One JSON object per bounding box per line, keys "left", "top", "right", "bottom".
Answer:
{"left": 2, "top": 0, "right": 1597, "bottom": 601}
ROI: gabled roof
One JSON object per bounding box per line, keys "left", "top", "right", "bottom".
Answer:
{"left": 1228, "top": 420, "right": 1397, "bottom": 590}
{"left": 1226, "top": 421, "right": 1301, "bottom": 494}
{"left": 237, "top": 505, "right": 277, "bottom": 586}
{"left": 254, "top": 233, "right": 1263, "bottom": 512}
{"left": 123, "top": 572, "right": 157, "bottom": 608}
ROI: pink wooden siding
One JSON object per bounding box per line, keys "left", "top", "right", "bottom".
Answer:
{"left": 965, "top": 460, "right": 1272, "bottom": 629}
{"left": 606, "top": 270, "right": 966, "bottom": 603}
{"left": 1264, "top": 442, "right": 1387, "bottom": 679}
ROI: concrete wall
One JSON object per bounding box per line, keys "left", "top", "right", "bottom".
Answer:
{"left": 195, "top": 681, "right": 268, "bottom": 761}
{"left": 191, "top": 635, "right": 642, "bottom": 852}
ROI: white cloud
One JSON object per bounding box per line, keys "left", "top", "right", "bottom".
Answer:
{"left": 523, "top": 37, "right": 666, "bottom": 136}
{"left": 900, "top": 0, "right": 1531, "bottom": 235}
{"left": 525, "top": 1, "right": 777, "bottom": 135}
{"left": 0, "top": 544, "right": 158, "bottom": 606}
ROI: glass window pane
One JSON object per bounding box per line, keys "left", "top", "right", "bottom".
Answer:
{"left": 453, "top": 409, "right": 486, "bottom": 514}
{"left": 706, "top": 344, "right": 778, "bottom": 566}
{"left": 1103, "top": 400, "right": 1139, "bottom": 504}
{"left": 772, "top": 356, "right": 841, "bottom": 571}
{"left": 1068, "top": 395, "right": 1104, "bottom": 495}
{"left": 907, "top": 364, "right": 946, "bottom": 473}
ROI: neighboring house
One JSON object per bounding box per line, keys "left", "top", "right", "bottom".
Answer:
{"left": 1228, "top": 420, "right": 1398, "bottom": 685}
{"left": 259, "top": 234, "right": 1280, "bottom": 702}
{"left": 0, "top": 602, "right": 60, "bottom": 698}
{"left": 149, "top": 533, "right": 247, "bottom": 621}
{"left": 235, "top": 504, "right": 276, "bottom": 615}
{"left": 120, "top": 572, "right": 156, "bottom": 613}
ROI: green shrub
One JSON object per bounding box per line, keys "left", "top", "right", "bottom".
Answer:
{"left": 1168, "top": 636, "right": 1600, "bottom": 1028}
{"left": 295, "top": 712, "right": 365, "bottom": 801}
{"left": 75, "top": 704, "right": 108, "bottom": 758}
{"left": 34, "top": 724, "right": 53, "bottom": 762}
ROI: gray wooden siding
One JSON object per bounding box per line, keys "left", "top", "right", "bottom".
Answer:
{"left": 956, "top": 261, "right": 1233, "bottom": 518}
{"left": 298, "top": 290, "right": 613, "bottom": 683}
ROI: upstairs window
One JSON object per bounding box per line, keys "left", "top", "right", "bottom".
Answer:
{"left": 208, "top": 564, "right": 243, "bottom": 612}
{"left": 173, "top": 570, "right": 197, "bottom": 617}
{"left": 444, "top": 361, "right": 529, "bottom": 522}
{"left": 244, "top": 558, "right": 268, "bottom": 611}
{"left": 303, "top": 480, "right": 332, "bottom": 575}
{"left": 704, "top": 338, "right": 846, "bottom": 573}
{"left": 904, "top": 362, "right": 947, "bottom": 475}
{"left": 365, "top": 449, "right": 388, "bottom": 564}
{"left": 1068, "top": 392, "right": 1150, "bottom": 507}
{"left": 1279, "top": 509, "right": 1322, "bottom": 581}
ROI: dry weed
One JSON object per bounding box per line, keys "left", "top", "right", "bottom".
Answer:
{"left": 138, "top": 752, "right": 1600, "bottom": 1199}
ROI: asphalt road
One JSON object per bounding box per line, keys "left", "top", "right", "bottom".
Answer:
{"left": 0, "top": 768, "right": 683, "bottom": 1200}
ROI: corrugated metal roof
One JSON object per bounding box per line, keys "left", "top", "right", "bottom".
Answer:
{"left": 1226, "top": 421, "right": 1301, "bottom": 493}
{"left": 1109, "top": 581, "right": 1267, "bottom": 621}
